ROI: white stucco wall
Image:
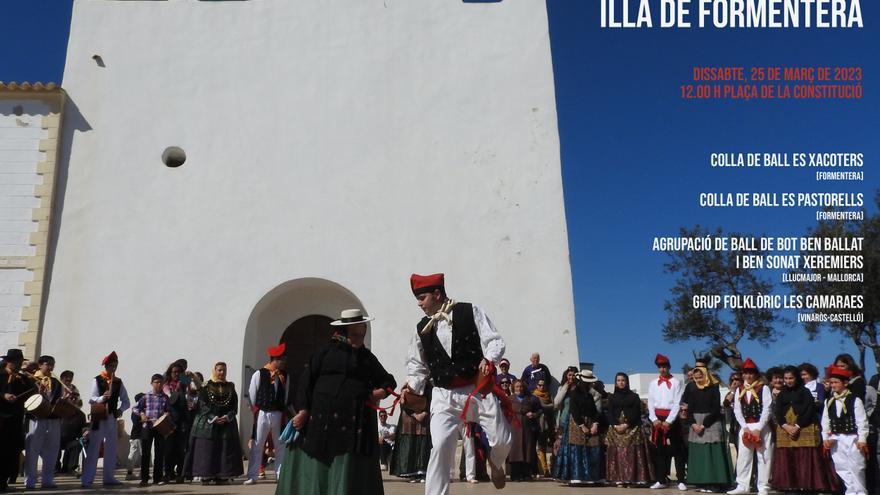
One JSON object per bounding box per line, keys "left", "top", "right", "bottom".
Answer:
{"left": 0, "top": 101, "right": 45, "bottom": 352}
{"left": 45, "top": 0, "right": 578, "bottom": 424}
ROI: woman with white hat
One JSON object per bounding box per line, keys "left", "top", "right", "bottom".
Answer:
{"left": 275, "top": 309, "right": 395, "bottom": 495}
{"left": 552, "top": 367, "right": 604, "bottom": 485}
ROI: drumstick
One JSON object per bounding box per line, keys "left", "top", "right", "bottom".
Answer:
{"left": 14, "top": 387, "right": 36, "bottom": 400}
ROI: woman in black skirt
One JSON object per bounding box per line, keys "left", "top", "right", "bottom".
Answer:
{"left": 189, "top": 362, "right": 243, "bottom": 484}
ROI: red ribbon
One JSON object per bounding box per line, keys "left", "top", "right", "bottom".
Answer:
{"left": 651, "top": 411, "right": 670, "bottom": 445}
{"left": 458, "top": 361, "right": 521, "bottom": 429}
{"left": 364, "top": 387, "right": 401, "bottom": 416}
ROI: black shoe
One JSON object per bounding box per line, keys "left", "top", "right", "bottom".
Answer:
{"left": 139, "top": 480, "right": 149, "bottom": 487}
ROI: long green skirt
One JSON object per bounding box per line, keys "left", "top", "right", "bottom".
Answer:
{"left": 389, "top": 434, "right": 430, "bottom": 477}
{"left": 274, "top": 446, "right": 384, "bottom": 495}
{"left": 686, "top": 442, "right": 734, "bottom": 486}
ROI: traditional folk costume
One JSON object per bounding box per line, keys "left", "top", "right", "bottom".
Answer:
{"left": 389, "top": 396, "right": 431, "bottom": 480}
{"left": 190, "top": 377, "right": 244, "bottom": 482}
{"left": 606, "top": 375, "right": 654, "bottom": 484}
{"left": 553, "top": 372, "right": 604, "bottom": 484}
{"left": 866, "top": 379, "right": 879, "bottom": 495}
{"left": 682, "top": 367, "right": 734, "bottom": 488}
{"left": 729, "top": 359, "right": 773, "bottom": 495}
{"left": 404, "top": 273, "right": 513, "bottom": 494}
{"left": 24, "top": 364, "right": 64, "bottom": 489}
{"left": 246, "top": 343, "right": 289, "bottom": 483}
{"left": 647, "top": 354, "right": 685, "bottom": 487}
{"left": 508, "top": 390, "right": 542, "bottom": 481}
{"left": 276, "top": 309, "right": 396, "bottom": 495}
{"left": 82, "top": 351, "right": 130, "bottom": 487}
{"left": 0, "top": 349, "right": 31, "bottom": 493}
{"left": 822, "top": 366, "right": 870, "bottom": 495}
{"left": 770, "top": 379, "right": 839, "bottom": 491}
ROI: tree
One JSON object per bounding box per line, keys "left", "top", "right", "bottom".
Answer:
{"left": 662, "top": 226, "right": 786, "bottom": 371}
{"left": 791, "top": 192, "right": 879, "bottom": 374}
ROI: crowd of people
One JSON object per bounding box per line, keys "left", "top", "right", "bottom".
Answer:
{"left": 0, "top": 349, "right": 249, "bottom": 491}
{"left": 1, "top": 273, "right": 878, "bottom": 495}
{"left": 379, "top": 352, "right": 879, "bottom": 495}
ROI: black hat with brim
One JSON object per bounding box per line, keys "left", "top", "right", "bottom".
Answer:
{"left": 2, "top": 349, "right": 24, "bottom": 362}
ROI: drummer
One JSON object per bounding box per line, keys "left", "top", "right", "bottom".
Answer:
{"left": 132, "top": 374, "right": 172, "bottom": 486}
{"left": 1, "top": 349, "right": 32, "bottom": 492}
{"left": 24, "top": 355, "right": 63, "bottom": 489}
{"left": 59, "top": 370, "right": 83, "bottom": 408}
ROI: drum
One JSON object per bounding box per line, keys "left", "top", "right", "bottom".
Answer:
{"left": 24, "top": 395, "right": 52, "bottom": 418}
{"left": 90, "top": 402, "right": 108, "bottom": 422}
{"left": 152, "top": 413, "right": 176, "bottom": 437}
{"left": 51, "top": 399, "right": 80, "bottom": 419}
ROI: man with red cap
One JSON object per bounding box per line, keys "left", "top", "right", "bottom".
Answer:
{"left": 81, "top": 351, "right": 130, "bottom": 488}
{"left": 728, "top": 358, "right": 773, "bottom": 495}
{"left": 402, "top": 273, "right": 512, "bottom": 494}
{"left": 243, "top": 343, "right": 288, "bottom": 485}
{"left": 822, "top": 365, "right": 869, "bottom": 495}
{"left": 648, "top": 353, "right": 686, "bottom": 490}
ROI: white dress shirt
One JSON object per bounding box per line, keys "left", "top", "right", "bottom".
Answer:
{"left": 647, "top": 375, "right": 683, "bottom": 423}
{"left": 405, "top": 303, "right": 505, "bottom": 394}
{"left": 89, "top": 378, "right": 130, "bottom": 413}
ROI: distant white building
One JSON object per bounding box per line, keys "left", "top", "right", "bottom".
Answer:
{"left": 0, "top": 82, "right": 63, "bottom": 357}
{"left": 2, "top": 0, "right": 580, "bottom": 442}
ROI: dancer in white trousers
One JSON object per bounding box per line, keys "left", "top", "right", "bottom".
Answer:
{"left": 24, "top": 355, "right": 63, "bottom": 489}
{"left": 461, "top": 423, "right": 477, "bottom": 482}
{"left": 822, "top": 365, "right": 870, "bottom": 495}
{"left": 82, "top": 351, "right": 130, "bottom": 488}
{"left": 403, "top": 273, "right": 513, "bottom": 495}
{"left": 243, "top": 342, "right": 288, "bottom": 485}
{"left": 728, "top": 358, "right": 773, "bottom": 495}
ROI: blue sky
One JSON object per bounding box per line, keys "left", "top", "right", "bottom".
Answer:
{"left": 4, "top": 0, "right": 878, "bottom": 379}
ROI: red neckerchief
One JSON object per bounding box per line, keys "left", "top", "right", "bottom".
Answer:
{"left": 658, "top": 375, "right": 672, "bottom": 389}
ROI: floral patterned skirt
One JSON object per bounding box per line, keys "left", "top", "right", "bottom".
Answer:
{"left": 553, "top": 418, "right": 603, "bottom": 481}
{"left": 605, "top": 426, "right": 655, "bottom": 483}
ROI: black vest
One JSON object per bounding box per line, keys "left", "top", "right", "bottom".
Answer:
{"left": 740, "top": 385, "right": 763, "bottom": 422}
{"left": 95, "top": 376, "right": 123, "bottom": 417}
{"left": 255, "top": 368, "right": 286, "bottom": 411}
{"left": 417, "top": 302, "right": 483, "bottom": 389}
{"left": 826, "top": 396, "right": 858, "bottom": 434}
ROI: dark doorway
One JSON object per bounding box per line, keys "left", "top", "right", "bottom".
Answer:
{"left": 281, "top": 314, "right": 334, "bottom": 385}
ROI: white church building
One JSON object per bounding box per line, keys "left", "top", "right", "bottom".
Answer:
{"left": 2, "top": 0, "right": 578, "bottom": 437}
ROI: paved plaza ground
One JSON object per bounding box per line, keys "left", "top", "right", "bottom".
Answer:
{"left": 6, "top": 470, "right": 697, "bottom": 495}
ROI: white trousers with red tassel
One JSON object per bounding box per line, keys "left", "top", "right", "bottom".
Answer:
{"left": 425, "top": 385, "right": 511, "bottom": 495}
